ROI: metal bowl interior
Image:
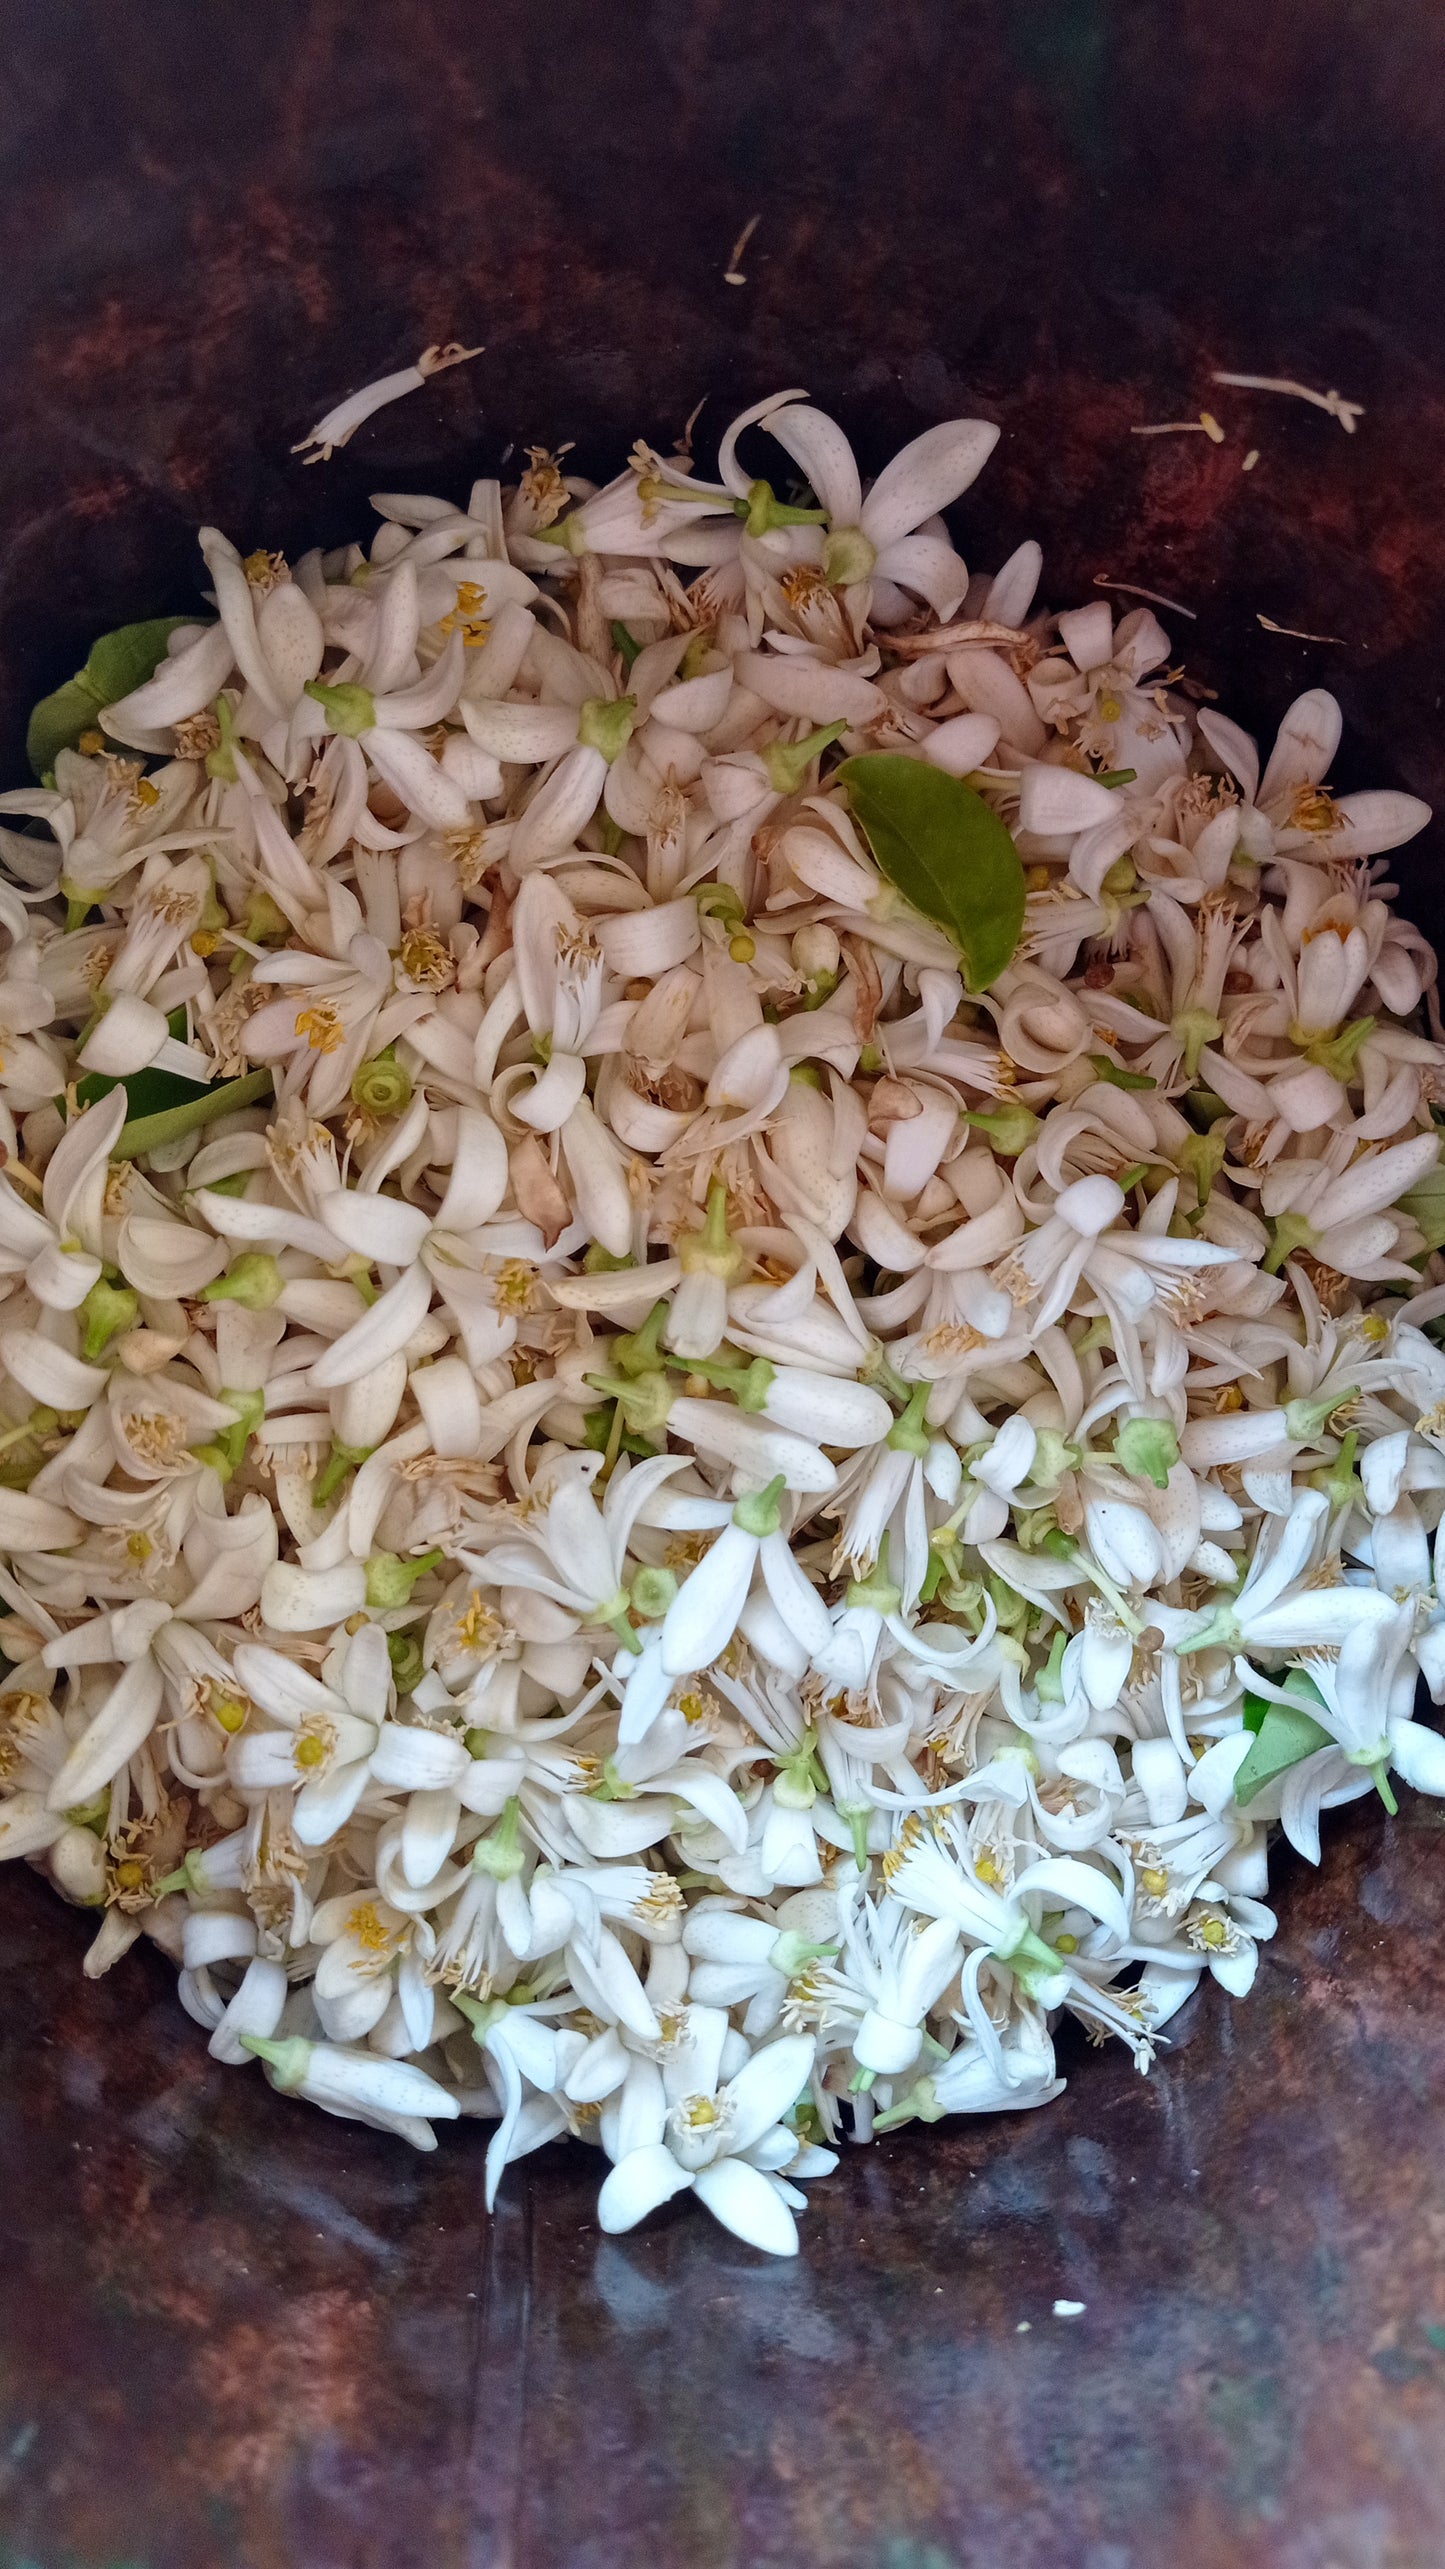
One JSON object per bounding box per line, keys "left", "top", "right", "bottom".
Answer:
{"left": 4, "top": 5, "right": 1445, "bottom": 2564}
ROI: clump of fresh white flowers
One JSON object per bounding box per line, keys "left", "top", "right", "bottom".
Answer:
{"left": 2, "top": 387, "right": 1444, "bottom": 2255}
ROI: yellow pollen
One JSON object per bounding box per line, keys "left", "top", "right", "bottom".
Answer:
{"left": 132, "top": 777, "right": 161, "bottom": 808}
{"left": 1025, "top": 865, "right": 1053, "bottom": 892}
{"left": 399, "top": 926, "right": 453, "bottom": 988}
{"left": 112, "top": 1858, "right": 147, "bottom": 1893}
{"left": 295, "top": 1002, "right": 344, "bottom": 1055}
{"left": 1141, "top": 1866, "right": 1171, "bottom": 1898}
{"left": 347, "top": 1901, "right": 394, "bottom": 1955}
{"left": 974, "top": 1850, "right": 1003, "bottom": 1887}
{"left": 1055, "top": 1932, "right": 1078, "bottom": 1954}
{"left": 1360, "top": 1315, "right": 1389, "bottom": 1344}
{"left": 683, "top": 2096, "right": 720, "bottom": 2129}
{"left": 1215, "top": 1385, "right": 1244, "bottom": 1413}
{"left": 125, "top": 1531, "right": 153, "bottom": 1563}
{"left": 1097, "top": 694, "right": 1124, "bottom": 723}
{"left": 293, "top": 1733, "right": 328, "bottom": 1769}
{"left": 78, "top": 728, "right": 105, "bottom": 756}
{"left": 212, "top": 1697, "right": 247, "bottom": 1735}
{"left": 1199, "top": 1916, "right": 1229, "bottom": 1949}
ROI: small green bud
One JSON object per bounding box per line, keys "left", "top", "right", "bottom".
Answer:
{"left": 471, "top": 1796, "right": 526, "bottom": 1879}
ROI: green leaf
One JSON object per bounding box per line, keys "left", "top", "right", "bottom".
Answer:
{"left": 113, "top": 1068, "right": 274, "bottom": 1163}
{"left": 838, "top": 754, "right": 1025, "bottom": 992}
{"left": 26, "top": 615, "right": 194, "bottom": 779}
{"left": 1232, "top": 1698, "right": 1332, "bottom": 1806}
{"left": 73, "top": 1009, "right": 210, "bottom": 1118}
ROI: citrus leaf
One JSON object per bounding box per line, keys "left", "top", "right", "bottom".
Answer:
{"left": 26, "top": 615, "right": 193, "bottom": 779}
{"left": 1232, "top": 1698, "right": 1332, "bottom": 1806}
{"left": 837, "top": 753, "right": 1025, "bottom": 992}
{"left": 74, "top": 1009, "right": 210, "bottom": 1117}
{"left": 112, "top": 1067, "right": 274, "bottom": 1163}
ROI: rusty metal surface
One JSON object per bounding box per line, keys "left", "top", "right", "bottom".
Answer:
{"left": 3, "top": 2, "right": 1445, "bottom": 2561}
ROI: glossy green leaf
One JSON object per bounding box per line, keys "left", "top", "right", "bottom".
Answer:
{"left": 838, "top": 753, "right": 1025, "bottom": 992}
{"left": 73, "top": 1009, "right": 209, "bottom": 1117}
{"left": 1232, "top": 1697, "right": 1332, "bottom": 1806}
{"left": 112, "top": 1068, "right": 274, "bottom": 1164}
{"left": 26, "top": 615, "right": 194, "bottom": 779}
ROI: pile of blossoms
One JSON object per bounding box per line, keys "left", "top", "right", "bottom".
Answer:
{"left": 2, "top": 387, "right": 1445, "bottom": 2258}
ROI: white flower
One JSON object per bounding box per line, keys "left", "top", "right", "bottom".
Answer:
{"left": 597, "top": 2014, "right": 819, "bottom": 2254}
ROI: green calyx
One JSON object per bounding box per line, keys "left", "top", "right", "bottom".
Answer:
{"left": 1171, "top": 1008, "right": 1225, "bottom": 1081}
{"left": 680, "top": 1350, "right": 775, "bottom": 1412}
{"left": 993, "top": 1917, "right": 1071, "bottom": 2000}
{"left": 242, "top": 889, "right": 291, "bottom": 946}
{"left": 822, "top": 526, "right": 877, "bottom": 587}
{"left": 591, "top": 1588, "right": 642, "bottom": 1655}
{"left": 585, "top": 1368, "right": 675, "bottom": 1437}
{"left": 887, "top": 1381, "right": 933, "bottom": 1455}
{"left": 312, "top": 1438, "right": 373, "bottom": 1508}
{"left": 603, "top": 1297, "right": 670, "bottom": 1377}
{"left": 962, "top": 1101, "right": 1041, "bottom": 1156}
{"left": 351, "top": 1046, "right": 413, "bottom": 1117}
{"left": 846, "top": 1534, "right": 902, "bottom": 1616}
{"left": 240, "top": 2032, "right": 312, "bottom": 2089}
{"left": 200, "top": 1252, "right": 283, "bottom": 1311}
{"left": 365, "top": 1547, "right": 444, "bottom": 1609}
{"left": 470, "top": 1796, "right": 526, "bottom": 1879}
{"left": 1309, "top": 1427, "right": 1363, "bottom": 1515}
{"left": 1179, "top": 1125, "right": 1228, "bottom": 1210}
{"left": 1035, "top": 1629, "right": 1070, "bottom": 1704}
{"left": 1292, "top": 1014, "right": 1376, "bottom": 1083}
{"left": 79, "top": 1277, "right": 139, "bottom": 1362}
{"left": 769, "top": 1928, "right": 838, "bottom": 1978}
{"left": 874, "top": 2075, "right": 945, "bottom": 2134}
{"left": 772, "top": 1730, "right": 825, "bottom": 1811}
{"left": 762, "top": 720, "right": 847, "bottom": 796}
{"left": 630, "top": 1564, "right": 679, "bottom": 1620}
{"left": 1094, "top": 767, "right": 1138, "bottom": 790}
{"left": 584, "top": 1242, "right": 635, "bottom": 1274}
{"left": 152, "top": 1846, "right": 212, "bottom": 1898}
{"left": 1263, "top": 1210, "right": 1319, "bottom": 1276}
{"left": 205, "top": 691, "right": 240, "bottom": 783}
{"left": 1113, "top": 1415, "right": 1180, "bottom": 1489}
{"left": 1284, "top": 1387, "right": 1358, "bottom": 1445}
{"left": 304, "top": 679, "right": 376, "bottom": 737}
{"left": 733, "top": 1473, "right": 787, "bottom": 1537}
{"left": 577, "top": 695, "right": 637, "bottom": 763}
{"left": 678, "top": 1179, "right": 746, "bottom": 1282}
{"left": 1088, "top": 1055, "right": 1156, "bottom": 1093}
{"left": 590, "top": 1754, "right": 639, "bottom": 1803}
{"left": 735, "top": 478, "right": 829, "bottom": 537}
{"left": 611, "top": 620, "right": 642, "bottom": 670}
{"left": 190, "top": 1384, "right": 265, "bottom": 1482}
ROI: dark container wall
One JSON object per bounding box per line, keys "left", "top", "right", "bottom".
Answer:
{"left": 3, "top": 4, "right": 1445, "bottom": 2565}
